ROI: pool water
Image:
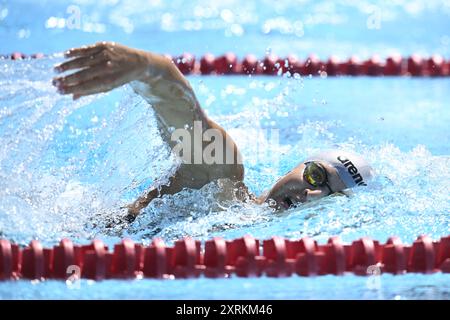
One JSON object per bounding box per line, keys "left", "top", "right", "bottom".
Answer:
{"left": 2, "top": 0, "right": 450, "bottom": 58}
{"left": 0, "top": 0, "right": 449, "bottom": 299}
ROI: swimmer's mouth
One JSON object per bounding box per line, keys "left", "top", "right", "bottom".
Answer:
{"left": 281, "top": 197, "right": 294, "bottom": 209}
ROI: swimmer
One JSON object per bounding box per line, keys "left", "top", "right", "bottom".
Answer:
{"left": 53, "top": 42, "right": 374, "bottom": 220}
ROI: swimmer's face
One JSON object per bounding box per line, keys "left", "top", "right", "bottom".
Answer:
{"left": 264, "top": 161, "right": 347, "bottom": 210}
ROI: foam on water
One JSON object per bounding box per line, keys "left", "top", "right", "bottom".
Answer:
{"left": 0, "top": 57, "right": 175, "bottom": 245}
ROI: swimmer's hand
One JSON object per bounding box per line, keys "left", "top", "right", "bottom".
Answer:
{"left": 52, "top": 42, "right": 168, "bottom": 100}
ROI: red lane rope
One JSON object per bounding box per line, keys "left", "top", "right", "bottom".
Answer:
{"left": 174, "top": 53, "right": 450, "bottom": 77}
{"left": 3, "top": 52, "right": 45, "bottom": 60}
{"left": 0, "top": 235, "right": 449, "bottom": 280}
{"left": 3, "top": 52, "right": 450, "bottom": 77}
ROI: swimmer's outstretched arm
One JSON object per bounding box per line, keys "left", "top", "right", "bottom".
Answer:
{"left": 54, "top": 42, "right": 244, "bottom": 218}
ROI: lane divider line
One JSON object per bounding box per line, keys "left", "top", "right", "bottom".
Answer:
{"left": 0, "top": 235, "right": 449, "bottom": 280}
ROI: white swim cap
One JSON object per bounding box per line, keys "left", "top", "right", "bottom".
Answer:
{"left": 305, "top": 150, "right": 374, "bottom": 189}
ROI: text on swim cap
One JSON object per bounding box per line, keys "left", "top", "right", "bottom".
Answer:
{"left": 337, "top": 156, "right": 367, "bottom": 186}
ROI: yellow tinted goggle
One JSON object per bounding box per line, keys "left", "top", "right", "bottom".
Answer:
{"left": 303, "top": 161, "right": 330, "bottom": 189}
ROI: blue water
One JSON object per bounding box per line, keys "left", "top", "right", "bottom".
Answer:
{"left": 0, "top": 0, "right": 449, "bottom": 299}
{"left": 1, "top": 0, "right": 450, "bottom": 58}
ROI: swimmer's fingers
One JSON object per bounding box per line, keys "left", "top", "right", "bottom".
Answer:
{"left": 64, "top": 43, "right": 107, "bottom": 58}
{"left": 65, "top": 80, "right": 110, "bottom": 99}
{"left": 54, "top": 53, "right": 105, "bottom": 73}
{"left": 63, "top": 74, "right": 123, "bottom": 99}
{"left": 55, "top": 42, "right": 148, "bottom": 99}
{"left": 54, "top": 61, "right": 113, "bottom": 87}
